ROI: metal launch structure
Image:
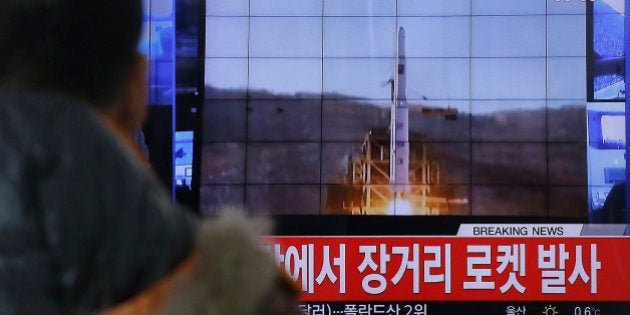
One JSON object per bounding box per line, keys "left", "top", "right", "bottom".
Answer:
{"left": 339, "top": 27, "right": 463, "bottom": 215}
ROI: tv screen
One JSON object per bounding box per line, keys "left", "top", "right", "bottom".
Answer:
{"left": 201, "top": 0, "right": 590, "bottom": 217}
{"left": 601, "top": 114, "right": 625, "bottom": 146}
{"left": 197, "top": 0, "right": 630, "bottom": 313}
{"left": 175, "top": 130, "right": 194, "bottom": 187}
{"left": 588, "top": 0, "right": 625, "bottom": 102}
{"left": 140, "top": 0, "right": 175, "bottom": 105}
{"left": 588, "top": 111, "right": 625, "bottom": 150}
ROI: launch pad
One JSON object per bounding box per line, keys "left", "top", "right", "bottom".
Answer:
{"left": 325, "top": 27, "right": 466, "bottom": 215}
{"left": 346, "top": 129, "right": 445, "bottom": 215}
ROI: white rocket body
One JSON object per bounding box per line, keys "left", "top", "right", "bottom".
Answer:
{"left": 390, "top": 27, "right": 410, "bottom": 195}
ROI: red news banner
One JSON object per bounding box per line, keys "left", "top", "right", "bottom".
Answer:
{"left": 263, "top": 235, "right": 630, "bottom": 301}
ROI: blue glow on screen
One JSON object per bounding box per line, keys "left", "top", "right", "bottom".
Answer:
{"left": 175, "top": 131, "right": 194, "bottom": 187}
{"left": 139, "top": 1, "right": 175, "bottom": 105}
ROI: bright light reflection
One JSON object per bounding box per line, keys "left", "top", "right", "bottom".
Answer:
{"left": 387, "top": 197, "right": 414, "bottom": 215}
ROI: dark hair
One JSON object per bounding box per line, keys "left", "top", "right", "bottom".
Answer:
{"left": 0, "top": 0, "right": 143, "bottom": 107}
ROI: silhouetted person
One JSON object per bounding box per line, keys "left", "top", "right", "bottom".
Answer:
{"left": 0, "top": 1, "right": 299, "bottom": 314}
{"left": 0, "top": 1, "right": 196, "bottom": 313}
{"left": 599, "top": 182, "right": 627, "bottom": 223}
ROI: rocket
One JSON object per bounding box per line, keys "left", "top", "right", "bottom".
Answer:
{"left": 390, "top": 26, "right": 410, "bottom": 195}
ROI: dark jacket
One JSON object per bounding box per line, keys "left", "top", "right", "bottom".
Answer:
{"left": 0, "top": 91, "right": 196, "bottom": 314}
{"left": 599, "top": 182, "right": 627, "bottom": 223}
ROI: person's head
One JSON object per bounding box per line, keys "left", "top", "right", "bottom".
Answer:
{"left": 0, "top": 0, "right": 147, "bottom": 134}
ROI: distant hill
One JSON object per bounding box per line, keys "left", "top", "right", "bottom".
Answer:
{"left": 202, "top": 86, "right": 587, "bottom": 217}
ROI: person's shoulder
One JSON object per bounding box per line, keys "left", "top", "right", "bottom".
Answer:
{"left": 0, "top": 90, "right": 150, "bottom": 184}
{"left": 0, "top": 90, "right": 104, "bottom": 140}
{"left": 0, "top": 90, "right": 105, "bottom": 166}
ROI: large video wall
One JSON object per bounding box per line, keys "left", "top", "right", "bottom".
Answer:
{"left": 201, "top": 0, "right": 589, "bottom": 216}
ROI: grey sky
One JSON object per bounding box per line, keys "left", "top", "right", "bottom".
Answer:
{"left": 205, "top": 0, "right": 587, "bottom": 111}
